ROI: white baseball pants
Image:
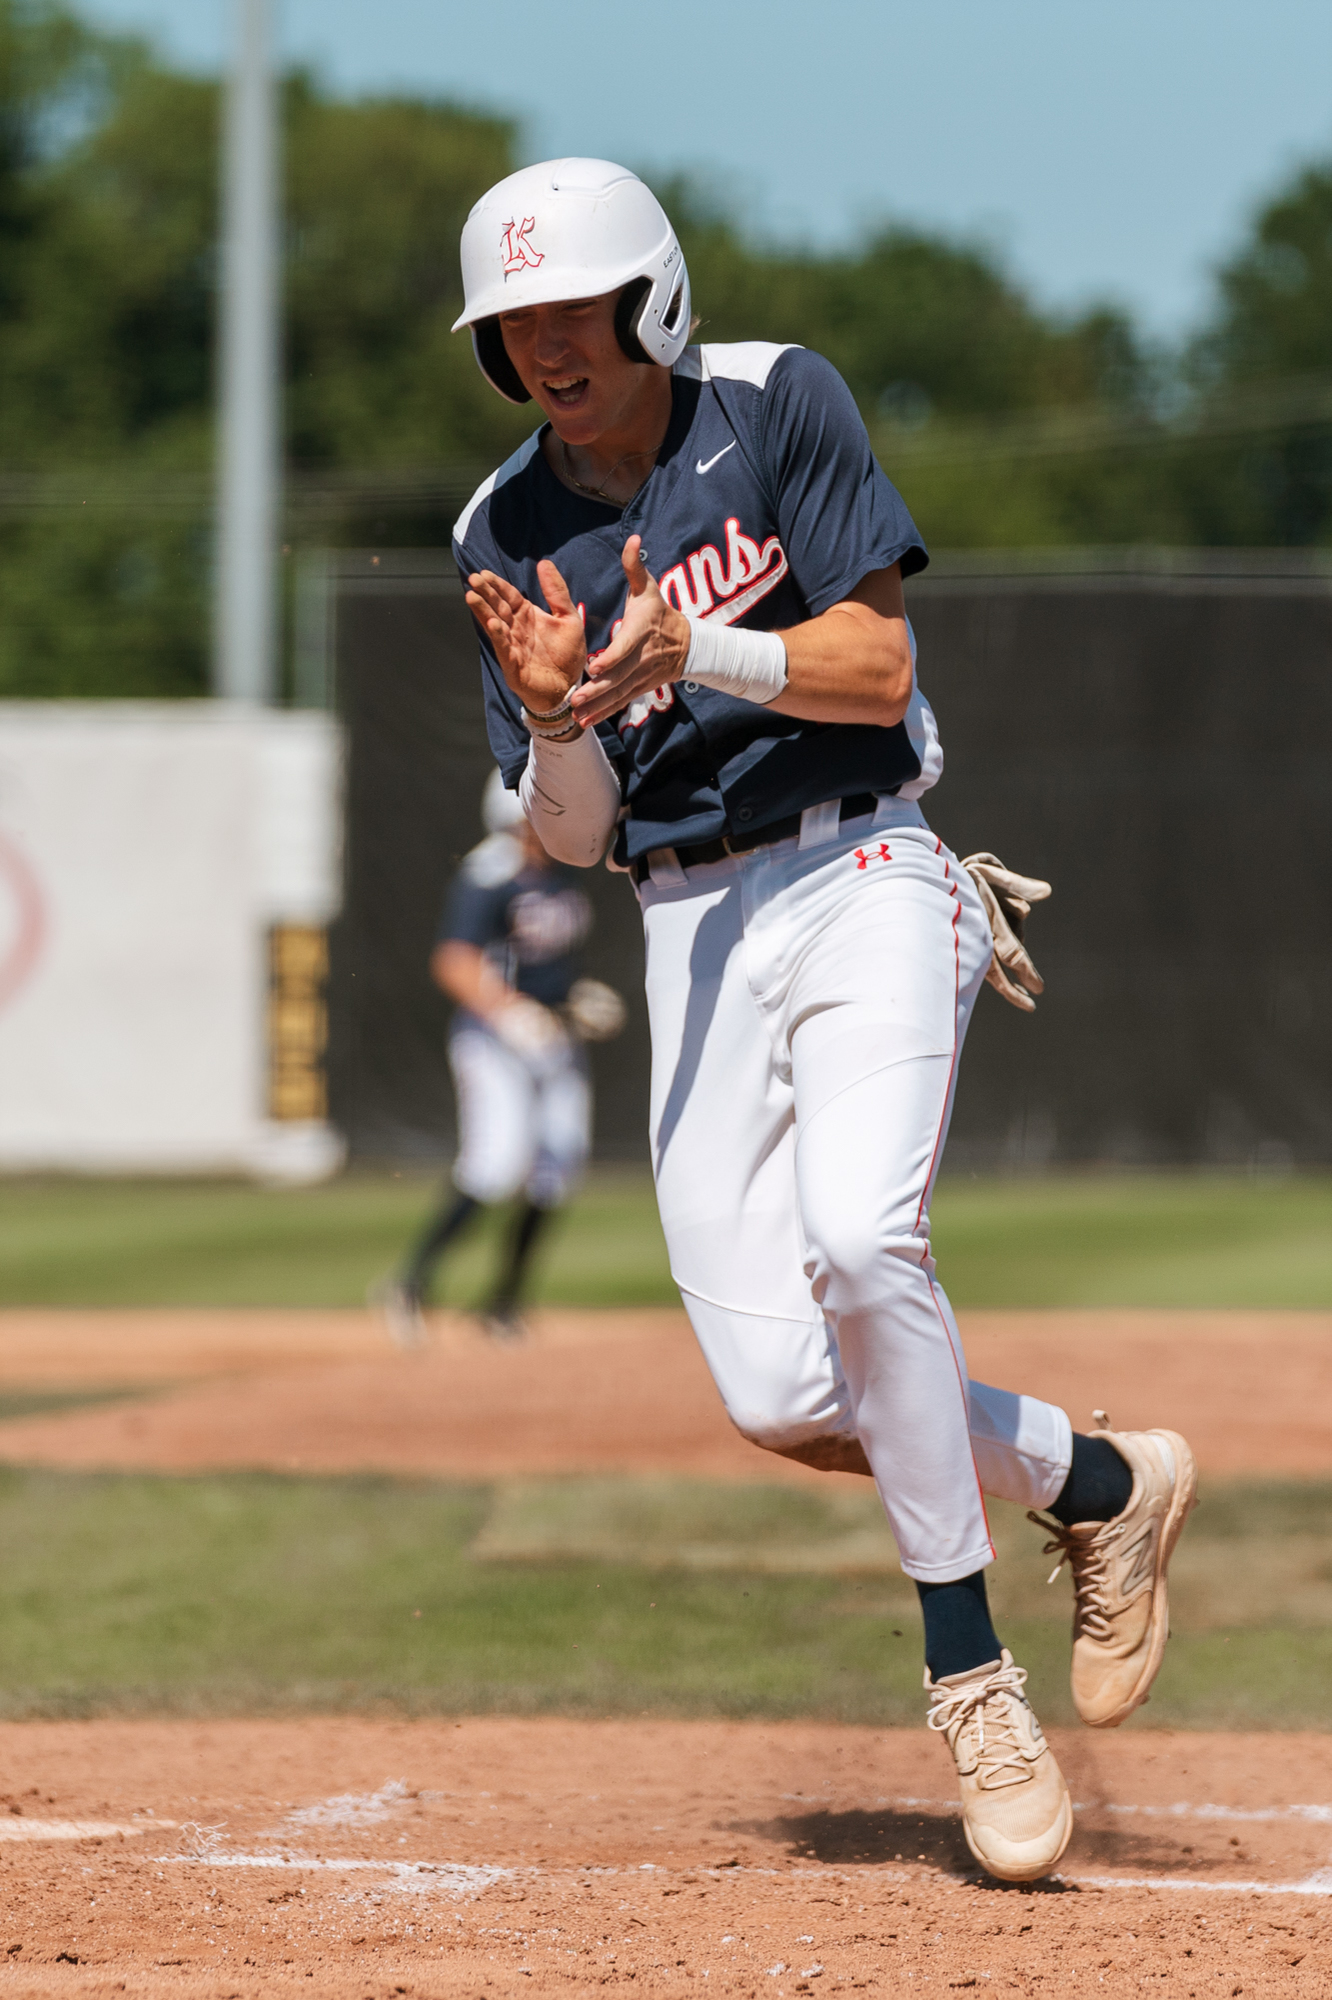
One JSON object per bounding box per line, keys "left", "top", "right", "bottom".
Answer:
{"left": 449, "top": 1023, "right": 590, "bottom": 1208}
{"left": 640, "top": 797, "right": 1072, "bottom": 1583}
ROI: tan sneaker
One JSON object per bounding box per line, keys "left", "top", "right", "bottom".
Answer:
{"left": 926, "top": 1649, "right": 1073, "bottom": 1882}
{"left": 1034, "top": 1414, "right": 1198, "bottom": 1730}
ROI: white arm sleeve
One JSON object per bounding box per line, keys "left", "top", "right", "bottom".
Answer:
{"left": 518, "top": 727, "right": 622, "bottom": 867}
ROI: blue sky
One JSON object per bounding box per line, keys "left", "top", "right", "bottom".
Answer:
{"left": 75, "top": 0, "right": 1332, "bottom": 341}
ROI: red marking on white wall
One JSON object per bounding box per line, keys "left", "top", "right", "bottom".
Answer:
{"left": 0, "top": 831, "right": 46, "bottom": 1010}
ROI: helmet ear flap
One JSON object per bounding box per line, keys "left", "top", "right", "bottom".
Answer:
{"left": 472, "top": 319, "right": 530, "bottom": 404}
{"left": 613, "top": 277, "right": 653, "bottom": 365}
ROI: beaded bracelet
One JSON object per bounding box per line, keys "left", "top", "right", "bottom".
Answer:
{"left": 521, "top": 694, "right": 575, "bottom": 727}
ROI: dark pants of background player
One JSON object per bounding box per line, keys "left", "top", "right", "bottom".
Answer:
{"left": 397, "top": 1188, "right": 556, "bottom": 1324}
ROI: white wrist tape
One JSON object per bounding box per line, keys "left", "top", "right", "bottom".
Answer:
{"left": 682, "top": 619, "right": 788, "bottom": 705}
{"left": 519, "top": 725, "right": 621, "bottom": 868}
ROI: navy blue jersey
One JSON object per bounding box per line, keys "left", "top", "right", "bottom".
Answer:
{"left": 454, "top": 343, "right": 942, "bottom": 863}
{"left": 440, "top": 832, "right": 593, "bottom": 1011}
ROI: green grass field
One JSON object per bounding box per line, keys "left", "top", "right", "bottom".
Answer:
{"left": 0, "top": 1170, "right": 1326, "bottom": 1730}
{"left": 0, "top": 1467, "right": 1322, "bottom": 1730}
{"left": 0, "top": 1168, "right": 1329, "bottom": 1307}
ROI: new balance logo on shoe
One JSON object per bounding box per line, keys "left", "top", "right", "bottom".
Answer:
{"left": 1118, "top": 1524, "right": 1157, "bottom": 1600}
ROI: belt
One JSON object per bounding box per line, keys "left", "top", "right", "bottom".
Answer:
{"left": 631, "top": 793, "right": 880, "bottom": 885}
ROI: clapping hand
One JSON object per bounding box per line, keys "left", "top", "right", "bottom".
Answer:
{"left": 569, "top": 536, "right": 691, "bottom": 728}
{"left": 466, "top": 558, "right": 588, "bottom": 717}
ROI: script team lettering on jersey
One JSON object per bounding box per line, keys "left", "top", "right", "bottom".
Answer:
{"left": 658, "top": 517, "right": 789, "bottom": 624}
{"left": 620, "top": 516, "right": 788, "bottom": 732}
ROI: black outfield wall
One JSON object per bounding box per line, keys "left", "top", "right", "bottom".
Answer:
{"left": 326, "top": 549, "right": 1332, "bottom": 1167}
{"left": 325, "top": 553, "right": 650, "bottom": 1161}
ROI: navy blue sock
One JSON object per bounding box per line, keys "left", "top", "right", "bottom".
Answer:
{"left": 916, "top": 1569, "right": 1002, "bottom": 1681}
{"left": 1047, "top": 1433, "right": 1133, "bottom": 1528}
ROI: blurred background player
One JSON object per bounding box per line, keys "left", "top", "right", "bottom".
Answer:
{"left": 378, "top": 768, "right": 623, "bottom": 1344}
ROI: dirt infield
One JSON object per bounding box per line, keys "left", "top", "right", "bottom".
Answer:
{"left": 0, "top": 1716, "right": 1329, "bottom": 1996}
{"left": 0, "top": 1306, "right": 1326, "bottom": 1480}
{"left": 0, "top": 1307, "right": 1327, "bottom": 1992}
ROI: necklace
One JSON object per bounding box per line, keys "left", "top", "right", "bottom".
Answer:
{"left": 560, "top": 433, "right": 667, "bottom": 504}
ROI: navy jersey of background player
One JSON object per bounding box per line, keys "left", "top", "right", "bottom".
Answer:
{"left": 454, "top": 343, "right": 939, "bottom": 864}
{"left": 439, "top": 834, "right": 593, "bottom": 1018}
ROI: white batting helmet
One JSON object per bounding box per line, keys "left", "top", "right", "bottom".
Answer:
{"left": 481, "top": 766, "right": 527, "bottom": 835}
{"left": 453, "top": 159, "right": 691, "bottom": 405}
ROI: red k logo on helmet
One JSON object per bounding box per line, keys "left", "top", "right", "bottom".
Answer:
{"left": 500, "top": 217, "right": 543, "bottom": 276}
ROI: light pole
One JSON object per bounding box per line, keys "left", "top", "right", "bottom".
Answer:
{"left": 215, "top": 0, "right": 280, "bottom": 703}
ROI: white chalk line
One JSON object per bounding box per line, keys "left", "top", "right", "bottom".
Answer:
{"left": 283, "top": 1779, "right": 411, "bottom": 1832}
{"left": 0, "top": 1819, "right": 175, "bottom": 1844}
{"left": 798, "top": 1793, "right": 1332, "bottom": 1828}
{"left": 153, "top": 1853, "right": 511, "bottom": 1895}
{"left": 102, "top": 1783, "right": 1332, "bottom": 1903}
{"left": 150, "top": 1851, "right": 1332, "bottom": 1902}
{"left": 1098, "top": 1801, "right": 1332, "bottom": 1825}
{"left": 1069, "top": 1871, "right": 1332, "bottom": 1898}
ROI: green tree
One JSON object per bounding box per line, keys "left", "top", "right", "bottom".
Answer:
{"left": 1204, "top": 165, "right": 1332, "bottom": 382}
{"left": 664, "top": 180, "right": 1183, "bottom": 548}
{"left": 8, "top": 54, "right": 524, "bottom": 470}
{"left": 671, "top": 184, "right": 1150, "bottom": 424}
{"left": 4, "top": 4, "right": 1330, "bottom": 699}
{"left": 0, "top": 2, "right": 104, "bottom": 312}
{"left": 0, "top": 19, "right": 527, "bottom": 694}
{"left": 284, "top": 78, "right": 522, "bottom": 469}
{"left": 1179, "top": 164, "right": 1332, "bottom": 545}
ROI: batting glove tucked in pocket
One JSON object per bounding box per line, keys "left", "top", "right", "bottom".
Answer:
{"left": 962, "top": 852, "right": 1052, "bottom": 1013}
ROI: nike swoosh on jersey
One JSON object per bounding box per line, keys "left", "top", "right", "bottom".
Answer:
{"left": 696, "top": 441, "right": 737, "bottom": 475}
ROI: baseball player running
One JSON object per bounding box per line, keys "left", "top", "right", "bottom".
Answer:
{"left": 450, "top": 160, "right": 1197, "bottom": 1882}
{"left": 380, "top": 768, "right": 621, "bottom": 1345}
